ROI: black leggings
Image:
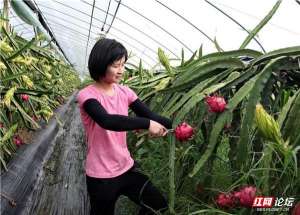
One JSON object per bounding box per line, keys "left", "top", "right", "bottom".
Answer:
{"left": 86, "top": 164, "right": 168, "bottom": 215}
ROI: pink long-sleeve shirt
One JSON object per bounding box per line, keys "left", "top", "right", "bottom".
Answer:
{"left": 77, "top": 83, "right": 138, "bottom": 178}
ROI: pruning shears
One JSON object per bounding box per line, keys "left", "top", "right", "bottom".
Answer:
{"left": 166, "top": 128, "right": 174, "bottom": 133}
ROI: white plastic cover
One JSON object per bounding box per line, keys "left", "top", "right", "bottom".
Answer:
{"left": 2, "top": 0, "right": 300, "bottom": 78}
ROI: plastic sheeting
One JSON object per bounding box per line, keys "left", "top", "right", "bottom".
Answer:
{"left": 0, "top": 93, "right": 90, "bottom": 214}
{"left": 2, "top": 0, "right": 300, "bottom": 77}
{"left": 0, "top": 93, "right": 139, "bottom": 215}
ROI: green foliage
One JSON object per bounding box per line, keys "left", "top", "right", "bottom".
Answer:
{"left": 0, "top": 25, "right": 80, "bottom": 169}
{"left": 282, "top": 91, "right": 300, "bottom": 146}
{"left": 126, "top": 44, "right": 300, "bottom": 214}
{"left": 239, "top": 0, "right": 282, "bottom": 49}
{"left": 2, "top": 0, "right": 299, "bottom": 214}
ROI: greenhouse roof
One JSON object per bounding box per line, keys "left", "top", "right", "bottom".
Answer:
{"left": 2, "top": 0, "right": 300, "bottom": 78}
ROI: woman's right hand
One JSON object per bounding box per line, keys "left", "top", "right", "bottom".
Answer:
{"left": 148, "top": 120, "right": 167, "bottom": 137}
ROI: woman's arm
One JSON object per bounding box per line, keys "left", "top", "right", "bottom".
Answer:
{"left": 129, "top": 99, "right": 173, "bottom": 129}
{"left": 83, "top": 98, "right": 150, "bottom": 131}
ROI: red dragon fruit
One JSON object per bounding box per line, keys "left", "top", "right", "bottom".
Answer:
{"left": 205, "top": 95, "right": 227, "bottom": 113}
{"left": 216, "top": 193, "right": 236, "bottom": 208}
{"left": 174, "top": 122, "right": 194, "bottom": 141}
{"left": 292, "top": 201, "right": 300, "bottom": 215}
{"left": 233, "top": 186, "right": 257, "bottom": 208}
{"left": 20, "top": 94, "right": 29, "bottom": 101}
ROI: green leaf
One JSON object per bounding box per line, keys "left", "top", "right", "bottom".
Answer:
{"left": 163, "top": 58, "right": 244, "bottom": 93}
{"left": 214, "top": 37, "right": 223, "bottom": 52}
{"left": 11, "top": 97, "right": 40, "bottom": 129}
{"left": 282, "top": 91, "right": 300, "bottom": 146}
{"left": 239, "top": 0, "right": 282, "bottom": 49}
{"left": 173, "top": 70, "right": 236, "bottom": 125}
{"left": 189, "top": 73, "right": 258, "bottom": 177}
{"left": 0, "top": 52, "right": 15, "bottom": 76}
{"left": 174, "top": 49, "right": 261, "bottom": 85}
{"left": 11, "top": 0, "right": 51, "bottom": 41}
{"left": 189, "top": 112, "right": 230, "bottom": 177}
{"left": 138, "top": 59, "right": 143, "bottom": 85}
{"left": 6, "top": 38, "right": 35, "bottom": 61}
{"left": 278, "top": 90, "right": 300, "bottom": 129}
{"left": 0, "top": 155, "right": 8, "bottom": 171}
{"left": 130, "top": 73, "right": 168, "bottom": 86}
{"left": 198, "top": 44, "right": 203, "bottom": 59}
{"left": 226, "top": 75, "right": 257, "bottom": 110}
{"left": 181, "top": 48, "right": 185, "bottom": 65}
{"left": 200, "top": 49, "right": 262, "bottom": 62}
{"left": 162, "top": 93, "right": 182, "bottom": 116}
{"left": 251, "top": 46, "right": 300, "bottom": 66}
{"left": 165, "top": 71, "right": 229, "bottom": 117}
{"left": 0, "top": 123, "right": 18, "bottom": 145}
{"left": 181, "top": 50, "right": 198, "bottom": 67}
{"left": 236, "top": 57, "right": 286, "bottom": 170}
{"left": 1, "top": 71, "right": 29, "bottom": 82}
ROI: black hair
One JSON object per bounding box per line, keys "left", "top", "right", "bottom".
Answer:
{"left": 88, "top": 38, "right": 128, "bottom": 81}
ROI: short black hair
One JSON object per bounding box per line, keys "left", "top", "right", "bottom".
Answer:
{"left": 88, "top": 38, "right": 128, "bottom": 81}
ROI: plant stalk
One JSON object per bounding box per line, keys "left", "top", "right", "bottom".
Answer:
{"left": 168, "top": 134, "right": 176, "bottom": 214}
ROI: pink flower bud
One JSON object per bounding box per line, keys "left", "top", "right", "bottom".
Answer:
{"left": 21, "top": 94, "right": 30, "bottom": 101}
{"left": 233, "top": 186, "right": 256, "bottom": 208}
{"left": 174, "top": 122, "right": 194, "bottom": 141}
{"left": 205, "top": 95, "right": 227, "bottom": 113}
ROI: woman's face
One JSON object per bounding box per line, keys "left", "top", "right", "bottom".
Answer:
{"left": 102, "top": 56, "right": 126, "bottom": 84}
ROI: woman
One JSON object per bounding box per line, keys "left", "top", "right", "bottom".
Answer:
{"left": 77, "top": 38, "right": 172, "bottom": 214}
